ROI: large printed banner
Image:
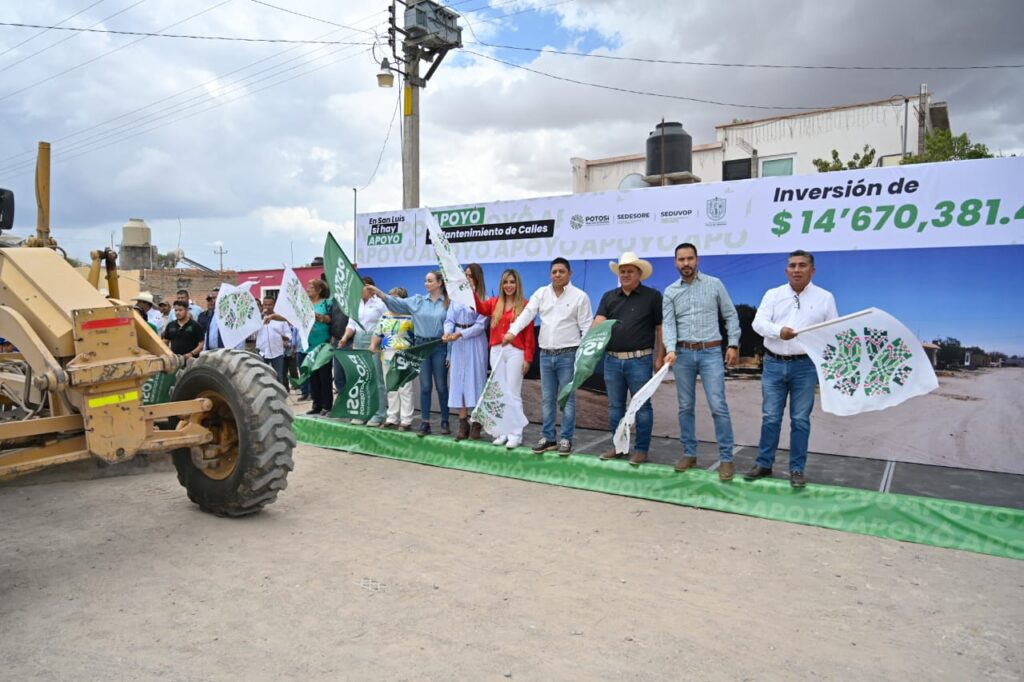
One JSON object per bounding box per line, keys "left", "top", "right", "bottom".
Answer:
{"left": 354, "top": 158, "right": 1024, "bottom": 476}
{"left": 356, "top": 157, "right": 1024, "bottom": 266}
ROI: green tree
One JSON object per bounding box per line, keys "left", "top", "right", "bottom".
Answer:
{"left": 812, "top": 145, "right": 877, "bottom": 173}
{"left": 902, "top": 129, "right": 992, "bottom": 164}
{"left": 933, "top": 337, "right": 963, "bottom": 369}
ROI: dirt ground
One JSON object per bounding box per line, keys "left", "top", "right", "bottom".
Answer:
{"left": 527, "top": 367, "right": 1024, "bottom": 475}
{"left": 1, "top": 444, "right": 1022, "bottom": 681}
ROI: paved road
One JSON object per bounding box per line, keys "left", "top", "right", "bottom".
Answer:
{"left": 2, "top": 445, "right": 1021, "bottom": 680}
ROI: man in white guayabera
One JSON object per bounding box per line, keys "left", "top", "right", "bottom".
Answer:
{"left": 748, "top": 249, "right": 837, "bottom": 488}
{"left": 504, "top": 257, "right": 593, "bottom": 457}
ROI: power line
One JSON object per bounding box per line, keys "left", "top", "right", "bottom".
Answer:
{"left": 468, "top": 42, "right": 1024, "bottom": 71}
{"left": 472, "top": 0, "right": 577, "bottom": 24}
{"left": 359, "top": 79, "right": 402, "bottom": 191}
{"left": 0, "top": 0, "right": 147, "bottom": 76}
{"left": 464, "top": 50, "right": 828, "bottom": 110}
{"left": 18, "top": 46, "right": 373, "bottom": 174}
{"left": 1, "top": 9, "right": 387, "bottom": 169}
{"left": 0, "top": 0, "right": 233, "bottom": 104}
{"left": 0, "top": 0, "right": 107, "bottom": 58}
{"left": 0, "top": 9, "right": 389, "bottom": 175}
{"left": 0, "top": 42, "right": 372, "bottom": 178}
{"left": 0, "top": 21, "right": 375, "bottom": 45}
{"left": 249, "top": 0, "right": 375, "bottom": 34}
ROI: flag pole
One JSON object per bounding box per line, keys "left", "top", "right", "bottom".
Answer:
{"left": 795, "top": 308, "right": 874, "bottom": 335}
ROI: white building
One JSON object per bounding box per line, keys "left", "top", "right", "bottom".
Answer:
{"left": 571, "top": 89, "right": 950, "bottom": 193}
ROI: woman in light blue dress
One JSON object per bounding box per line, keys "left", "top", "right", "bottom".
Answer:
{"left": 443, "top": 263, "right": 489, "bottom": 441}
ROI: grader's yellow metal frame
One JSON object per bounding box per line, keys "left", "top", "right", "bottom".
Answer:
{"left": 0, "top": 142, "right": 218, "bottom": 480}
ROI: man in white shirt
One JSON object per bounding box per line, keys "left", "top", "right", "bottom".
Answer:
{"left": 748, "top": 250, "right": 838, "bottom": 488}
{"left": 255, "top": 295, "right": 292, "bottom": 385}
{"left": 339, "top": 276, "right": 388, "bottom": 426}
{"left": 504, "top": 257, "right": 593, "bottom": 455}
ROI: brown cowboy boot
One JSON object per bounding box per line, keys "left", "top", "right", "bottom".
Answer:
{"left": 455, "top": 417, "right": 470, "bottom": 441}
{"left": 468, "top": 421, "right": 483, "bottom": 440}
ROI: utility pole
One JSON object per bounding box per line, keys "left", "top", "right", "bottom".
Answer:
{"left": 917, "top": 83, "right": 928, "bottom": 157}
{"left": 381, "top": 0, "right": 462, "bottom": 210}
{"left": 402, "top": 53, "right": 421, "bottom": 209}
{"left": 214, "top": 245, "right": 227, "bottom": 271}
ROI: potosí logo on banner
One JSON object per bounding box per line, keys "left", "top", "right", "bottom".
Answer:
{"left": 330, "top": 350, "right": 379, "bottom": 420}
{"left": 324, "top": 232, "right": 364, "bottom": 330}
{"left": 557, "top": 320, "right": 618, "bottom": 410}
{"left": 385, "top": 339, "right": 440, "bottom": 391}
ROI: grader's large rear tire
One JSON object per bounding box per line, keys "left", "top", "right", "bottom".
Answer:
{"left": 170, "top": 349, "right": 294, "bottom": 516}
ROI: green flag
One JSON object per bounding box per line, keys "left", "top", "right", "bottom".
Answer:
{"left": 329, "top": 350, "right": 380, "bottom": 420}
{"left": 324, "top": 231, "right": 364, "bottom": 330}
{"left": 385, "top": 339, "right": 441, "bottom": 391}
{"left": 142, "top": 371, "right": 176, "bottom": 405}
{"left": 557, "top": 320, "right": 618, "bottom": 410}
{"left": 290, "top": 342, "right": 334, "bottom": 389}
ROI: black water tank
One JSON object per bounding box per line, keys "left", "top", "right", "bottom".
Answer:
{"left": 645, "top": 121, "right": 692, "bottom": 177}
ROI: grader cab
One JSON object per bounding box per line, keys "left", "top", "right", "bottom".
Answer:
{"left": 0, "top": 143, "right": 293, "bottom": 516}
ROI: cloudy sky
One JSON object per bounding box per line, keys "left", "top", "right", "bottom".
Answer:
{"left": 1, "top": 0, "right": 1021, "bottom": 269}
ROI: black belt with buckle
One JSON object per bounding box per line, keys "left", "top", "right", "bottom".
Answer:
{"left": 765, "top": 349, "right": 809, "bottom": 361}
{"left": 541, "top": 346, "right": 578, "bottom": 356}
{"left": 454, "top": 323, "right": 474, "bottom": 329}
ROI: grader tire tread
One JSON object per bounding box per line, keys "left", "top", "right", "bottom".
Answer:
{"left": 171, "top": 349, "right": 294, "bottom": 517}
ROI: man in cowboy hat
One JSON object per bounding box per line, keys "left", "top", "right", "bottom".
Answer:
{"left": 131, "top": 292, "right": 165, "bottom": 333}
{"left": 593, "top": 252, "right": 664, "bottom": 466}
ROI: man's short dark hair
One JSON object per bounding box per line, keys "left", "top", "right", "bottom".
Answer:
{"left": 789, "top": 249, "right": 815, "bottom": 266}
{"left": 550, "top": 257, "right": 571, "bottom": 271}
{"left": 675, "top": 242, "right": 698, "bottom": 257}
{"left": 173, "top": 300, "right": 188, "bottom": 309}
{"left": 362, "top": 275, "right": 375, "bottom": 286}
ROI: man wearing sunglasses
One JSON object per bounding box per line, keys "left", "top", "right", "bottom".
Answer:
{"left": 748, "top": 250, "right": 838, "bottom": 488}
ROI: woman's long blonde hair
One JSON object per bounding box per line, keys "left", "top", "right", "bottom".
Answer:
{"left": 491, "top": 269, "right": 525, "bottom": 326}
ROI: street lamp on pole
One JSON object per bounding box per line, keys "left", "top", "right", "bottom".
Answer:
{"left": 377, "top": 0, "right": 462, "bottom": 211}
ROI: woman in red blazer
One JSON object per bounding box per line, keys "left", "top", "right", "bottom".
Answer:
{"left": 474, "top": 268, "right": 536, "bottom": 449}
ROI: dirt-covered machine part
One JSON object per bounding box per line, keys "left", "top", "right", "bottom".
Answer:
{"left": 0, "top": 142, "right": 293, "bottom": 516}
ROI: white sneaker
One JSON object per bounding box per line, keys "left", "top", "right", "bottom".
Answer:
{"left": 506, "top": 435, "right": 522, "bottom": 449}
{"left": 350, "top": 419, "right": 365, "bottom": 425}
{"left": 492, "top": 435, "right": 508, "bottom": 446}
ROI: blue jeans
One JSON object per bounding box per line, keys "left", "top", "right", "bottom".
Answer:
{"left": 605, "top": 354, "right": 654, "bottom": 453}
{"left": 540, "top": 351, "right": 576, "bottom": 442}
{"left": 264, "top": 355, "right": 286, "bottom": 385}
{"left": 419, "top": 339, "right": 449, "bottom": 424}
{"left": 673, "top": 347, "right": 734, "bottom": 461}
{"left": 757, "top": 356, "right": 818, "bottom": 473}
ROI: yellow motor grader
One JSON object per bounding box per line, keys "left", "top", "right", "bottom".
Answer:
{"left": 0, "top": 143, "right": 293, "bottom": 516}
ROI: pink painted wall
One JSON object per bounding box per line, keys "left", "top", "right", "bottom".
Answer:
{"left": 235, "top": 265, "right": 323, "bottom": 299}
